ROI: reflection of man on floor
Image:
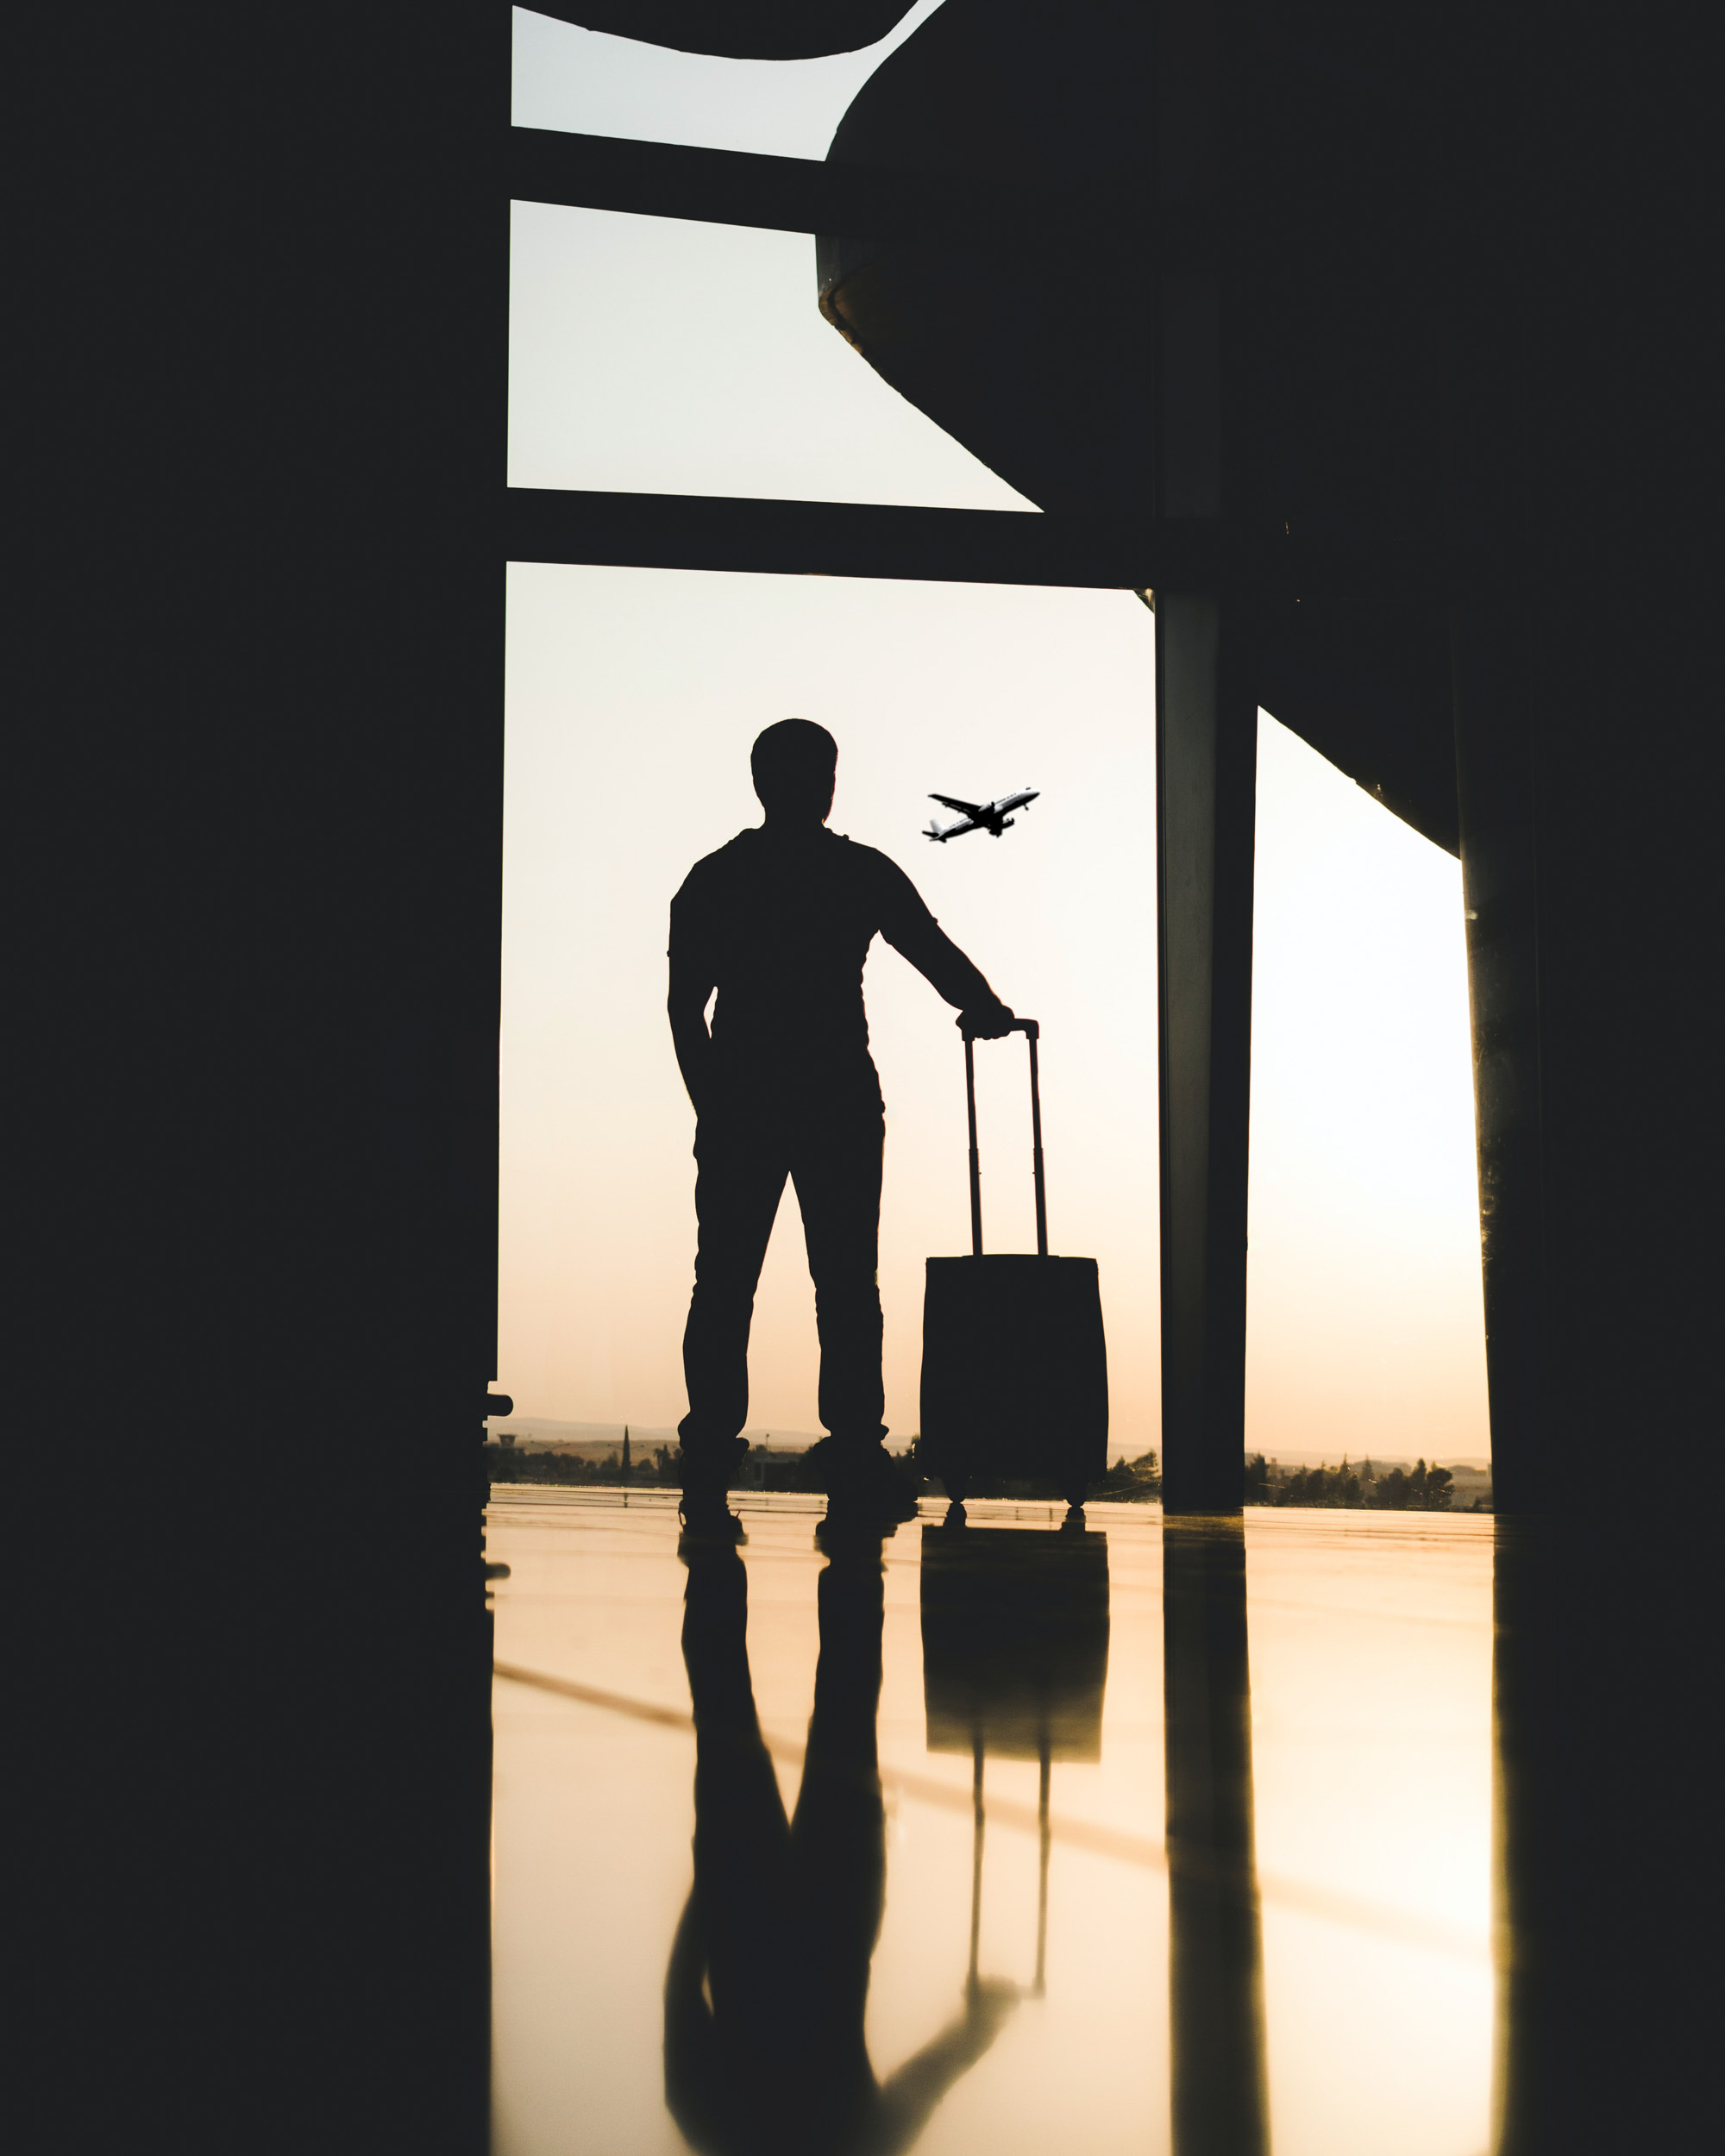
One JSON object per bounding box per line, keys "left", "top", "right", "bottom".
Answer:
{"left": 670, "top": 719, "right": 1014, "bottom": 1539}
{"left": 665, "top": 1540, "right": 1016, "bottom": 2156}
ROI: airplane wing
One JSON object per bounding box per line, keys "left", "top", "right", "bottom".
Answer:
{"left": 929, "top": 793, "right": 985, "bottom": 817}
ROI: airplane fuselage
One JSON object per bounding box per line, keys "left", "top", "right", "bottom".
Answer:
{"left": 925, "top": 787, "right": 1039, "bottom": 842}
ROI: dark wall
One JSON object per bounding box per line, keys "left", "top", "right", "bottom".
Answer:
{"left": 1438, "top": 6, "right": 1722, "bottom": 2150}
{"left": 19, "top": 5, "right": 505, "bottom": 2148}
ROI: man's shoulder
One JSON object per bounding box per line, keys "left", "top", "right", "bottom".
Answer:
{"left": 826, "top": 830, "right": 930, "bottom": 915}
{"left": 825, "top": 829, "right": 910, "bottom": 881}
{"left": 674, "top": 830, "right": 759, "bottom": 903}
{"left": 673, "top": 826, "right": 927, "bottom": 918}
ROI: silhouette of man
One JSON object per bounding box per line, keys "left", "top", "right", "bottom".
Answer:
{"left": 665, "top": 1537, "right": 1017, "bottom": 2154}
{"left": 669, "top": 719, "right": 1013, "bottom": 1538}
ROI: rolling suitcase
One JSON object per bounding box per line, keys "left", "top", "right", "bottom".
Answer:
{"left": 919, "top": 1020, "right": 1108, "bottom": 1508}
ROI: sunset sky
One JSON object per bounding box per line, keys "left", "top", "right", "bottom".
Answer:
{"left": 499, "top": 9, "right": 1489, "bottom": 1464}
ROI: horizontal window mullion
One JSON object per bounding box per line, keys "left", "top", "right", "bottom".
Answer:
{"left": 504, "top": 488, "right": 1461, "bottom": 599}
{"left": 507, "top": 127, "right": 1188, "bottom": 257}
{"left": 505, "top": 486, "right": 1178, "bottom": 587}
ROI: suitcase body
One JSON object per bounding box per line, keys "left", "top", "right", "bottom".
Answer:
{"left": 918, "top": 1023, "right": 1109, "bottom": 1506}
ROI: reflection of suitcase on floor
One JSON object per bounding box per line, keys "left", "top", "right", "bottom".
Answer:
{"left": 920, "top": 1524, "right": 1110, "bottom": 1762}
{"left": 919, "top": 1021, "right": 1108, "bottom": 1507}
{"left": 920, "top": 1523, "right": 1111, "bottom": 1994}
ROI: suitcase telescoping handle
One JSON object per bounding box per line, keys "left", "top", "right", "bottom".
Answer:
{"left": 959, "top": 1017, "right": 1047, "bottom": 1260}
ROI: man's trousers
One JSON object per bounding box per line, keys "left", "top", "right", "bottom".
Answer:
{"left": 679, "top": 1100, "right": 887, "bottom": 1475}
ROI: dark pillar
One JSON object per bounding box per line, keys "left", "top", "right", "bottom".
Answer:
{"left": 19, "top": 6, "right": 507, "bottom": 2148}
{"left": 1164, "top": 1516, "right": 1269, "bottom": 2156}
{"left": 1451, "top": 606, "right": 1545, "bottom": 1516}
{"left": 1437, "top": 7, "right": 1721, "bottom": 2150}
{"left": 1155, "top": 0, "right": 1258, "bottom": 1518}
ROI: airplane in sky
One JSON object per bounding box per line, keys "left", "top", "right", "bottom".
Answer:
{"left": 924, "top": 787, "right": 1040, "bottom": 842}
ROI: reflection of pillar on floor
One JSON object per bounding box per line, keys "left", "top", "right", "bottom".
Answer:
{"left": 1490, "top": 1517, "right": 1553, "bottom": 2156}
{"left": 1164, "top": 1516, "right": 1269, "bottom": 2156}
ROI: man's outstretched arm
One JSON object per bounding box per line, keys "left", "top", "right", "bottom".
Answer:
{"left": 881, "top": 902, "right": 1016, "bottom": 1039}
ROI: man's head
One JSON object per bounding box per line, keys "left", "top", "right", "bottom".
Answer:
{"left": 751, "top": 718, "right": 837, "bottom": 824}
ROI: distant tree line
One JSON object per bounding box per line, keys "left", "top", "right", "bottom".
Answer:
{"left": 486, "top": 1441, "right": 678, "bottom": 1489}
{"left": 1244, "top": 1455, "right": 1476, "bottom": 1510}
{"left": 484, "top": 1439, "right": 1165, "bottom": 1502}
{"left": 1091, "top": 1450, "right": 1162, "bottom": 1501}
{"left": 486, "top": 1439, "right": 837, "bottom": 1493}
{"left": 486, "top": 1442, "right": 1485, "bottom": 1511}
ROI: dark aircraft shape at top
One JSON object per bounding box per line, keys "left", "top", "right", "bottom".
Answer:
{"left": 924, "top": 788, "right": 1039, "bottom": 842}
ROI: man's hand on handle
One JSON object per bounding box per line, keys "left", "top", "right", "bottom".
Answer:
{"left": 957, "top": 1001, "right": 1016, "bottom": 1041}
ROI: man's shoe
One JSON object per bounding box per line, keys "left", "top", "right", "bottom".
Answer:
{"left": 817, "top": 1444, "right": 919, "bottom": 1542}
{"left": 677, "top": 1490, "right": 746, "bottom": 1548}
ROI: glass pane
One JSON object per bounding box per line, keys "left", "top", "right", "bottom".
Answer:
{"left": 508, "top": 202, "right": 1036, "bottom": 508}
{"left": 512, "top": 2, "right": 950, "bottom": 160}
{"left": 499, "top": 567, "right": 1157, "bottom": 1434}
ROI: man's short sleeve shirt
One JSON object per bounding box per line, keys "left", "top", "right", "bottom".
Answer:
{"left": 669, "top": 827, "right": 937, "bottom": 1104}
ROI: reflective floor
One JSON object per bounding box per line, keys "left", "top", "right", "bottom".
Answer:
{"left": 490, "top": 1493, "right": 1492, "bottom": 2156}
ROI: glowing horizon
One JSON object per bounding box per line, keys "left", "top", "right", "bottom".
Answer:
{"left": 500, "top": 567, "right": 1486, "bottom": 1465}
